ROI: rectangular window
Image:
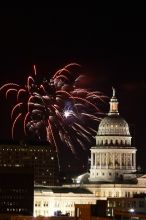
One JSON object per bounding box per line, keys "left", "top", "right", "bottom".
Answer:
{"left": 139, "top": 200, "right": 145, "bottom": 208}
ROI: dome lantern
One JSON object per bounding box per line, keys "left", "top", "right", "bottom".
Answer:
{"left": 97, "top": 88, "right": 130, "bottom": 137}
{"left": 108, "top": 87, "right": 119, "bottom": 116}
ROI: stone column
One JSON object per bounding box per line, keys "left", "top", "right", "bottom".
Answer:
{"left": 91, "top": 152, "right": 93, "bottom": 167}
{"left": 132, "top": 153, "right": 134, "bottom": 167}
{"left": 124, "top": 153, "right": 126, "bottom": 167}
{"left": 106, "top": 153, "right": 108, "bottom": 168}
{"left": 113, "top": 153, "right": 115, "bottom": 168}
{"left": 134, "top": 153, "right": 136, "bottom": 169}
{"left": 117, "top": 153, "right": 120, "bottom": 168}
{"left": 100, "top": 152, "right": 101, "bottom": 169}
{"left": 94, "top": 153, "right": 96, "bottom": 166}
{"left": 102, "top": 153, "right": 104, "bottom": 168}
{"left": 130, "top": 153, "right": 133, "bottom": 168}
{"left": 95, "top": 153, "right": 97, "bottom": 167}
{"left": 120, "top": 153, "right": 122, "bottom": 169}
{"left": 93, "top": 153, "right": 95, "bottom": 166}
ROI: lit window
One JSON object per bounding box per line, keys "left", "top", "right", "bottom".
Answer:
{"left": 95, "top": 191, "right": 100, "bottom": 197}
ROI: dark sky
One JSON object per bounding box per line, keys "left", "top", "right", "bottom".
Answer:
{"left": 0, "top": 9, "right": 146, "bottom": 171}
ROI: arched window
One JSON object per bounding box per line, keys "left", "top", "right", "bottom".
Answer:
{"left": 110, "top": 140, "right": 113, "bottom": 145}
{"left": 115, "top": 140, "right": 118, "bottom": 145}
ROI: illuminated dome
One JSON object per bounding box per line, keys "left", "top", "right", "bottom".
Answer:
{"left": 97, "top": 87, "right": 130, "bottom": 137}
{"left": 97, "top": 115, "right": 130, "bottom": 136}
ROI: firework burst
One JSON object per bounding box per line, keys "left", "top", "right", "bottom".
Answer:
{"left": 0, "top": 63, "right": 106, "bottom": 158}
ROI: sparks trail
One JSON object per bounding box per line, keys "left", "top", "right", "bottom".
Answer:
{"left": 0, "top": 63, "right": 106, "bottom": 161}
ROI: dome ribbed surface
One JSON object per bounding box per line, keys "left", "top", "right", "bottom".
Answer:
{"left": 97, "top": 115, "right": 130, "bottom": 136}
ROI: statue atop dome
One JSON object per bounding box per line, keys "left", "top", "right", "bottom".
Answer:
{"left": 112, "top": 87, "right": 116, "bottom": 97}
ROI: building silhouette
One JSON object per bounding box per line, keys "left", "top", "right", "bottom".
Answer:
{"left": 0, "top": 141, "right": 59, "bottom": 186}
{"left": 0, "top": 166, "right": 33, "bottom": 215}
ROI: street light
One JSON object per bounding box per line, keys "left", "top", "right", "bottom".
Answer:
{"left": 129, "top": 208, "right": 135, "bottom": 213}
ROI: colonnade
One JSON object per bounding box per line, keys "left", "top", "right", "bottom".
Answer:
{"left": 91, "top": 151, "right": 136, "bottom": 169}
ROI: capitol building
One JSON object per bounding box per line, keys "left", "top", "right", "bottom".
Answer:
{"left": 89, "top": 87, "right": 136, "bottom": 183}
{"left": 34, "top": 89, "right": 146, "bottom": 217}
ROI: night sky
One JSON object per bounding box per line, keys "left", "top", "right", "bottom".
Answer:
{"left": 0, "top": 9, "right": 146, "bottom": 171}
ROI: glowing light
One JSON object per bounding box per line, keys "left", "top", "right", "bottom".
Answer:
{"left": 129, "top": 208, "right": 135, "bottom": 213}
{"left": 64, "top": 110, "right": 73, "bottom": 118}
{"left": 33, "top": 64, "right": 37, "bottom": 75}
